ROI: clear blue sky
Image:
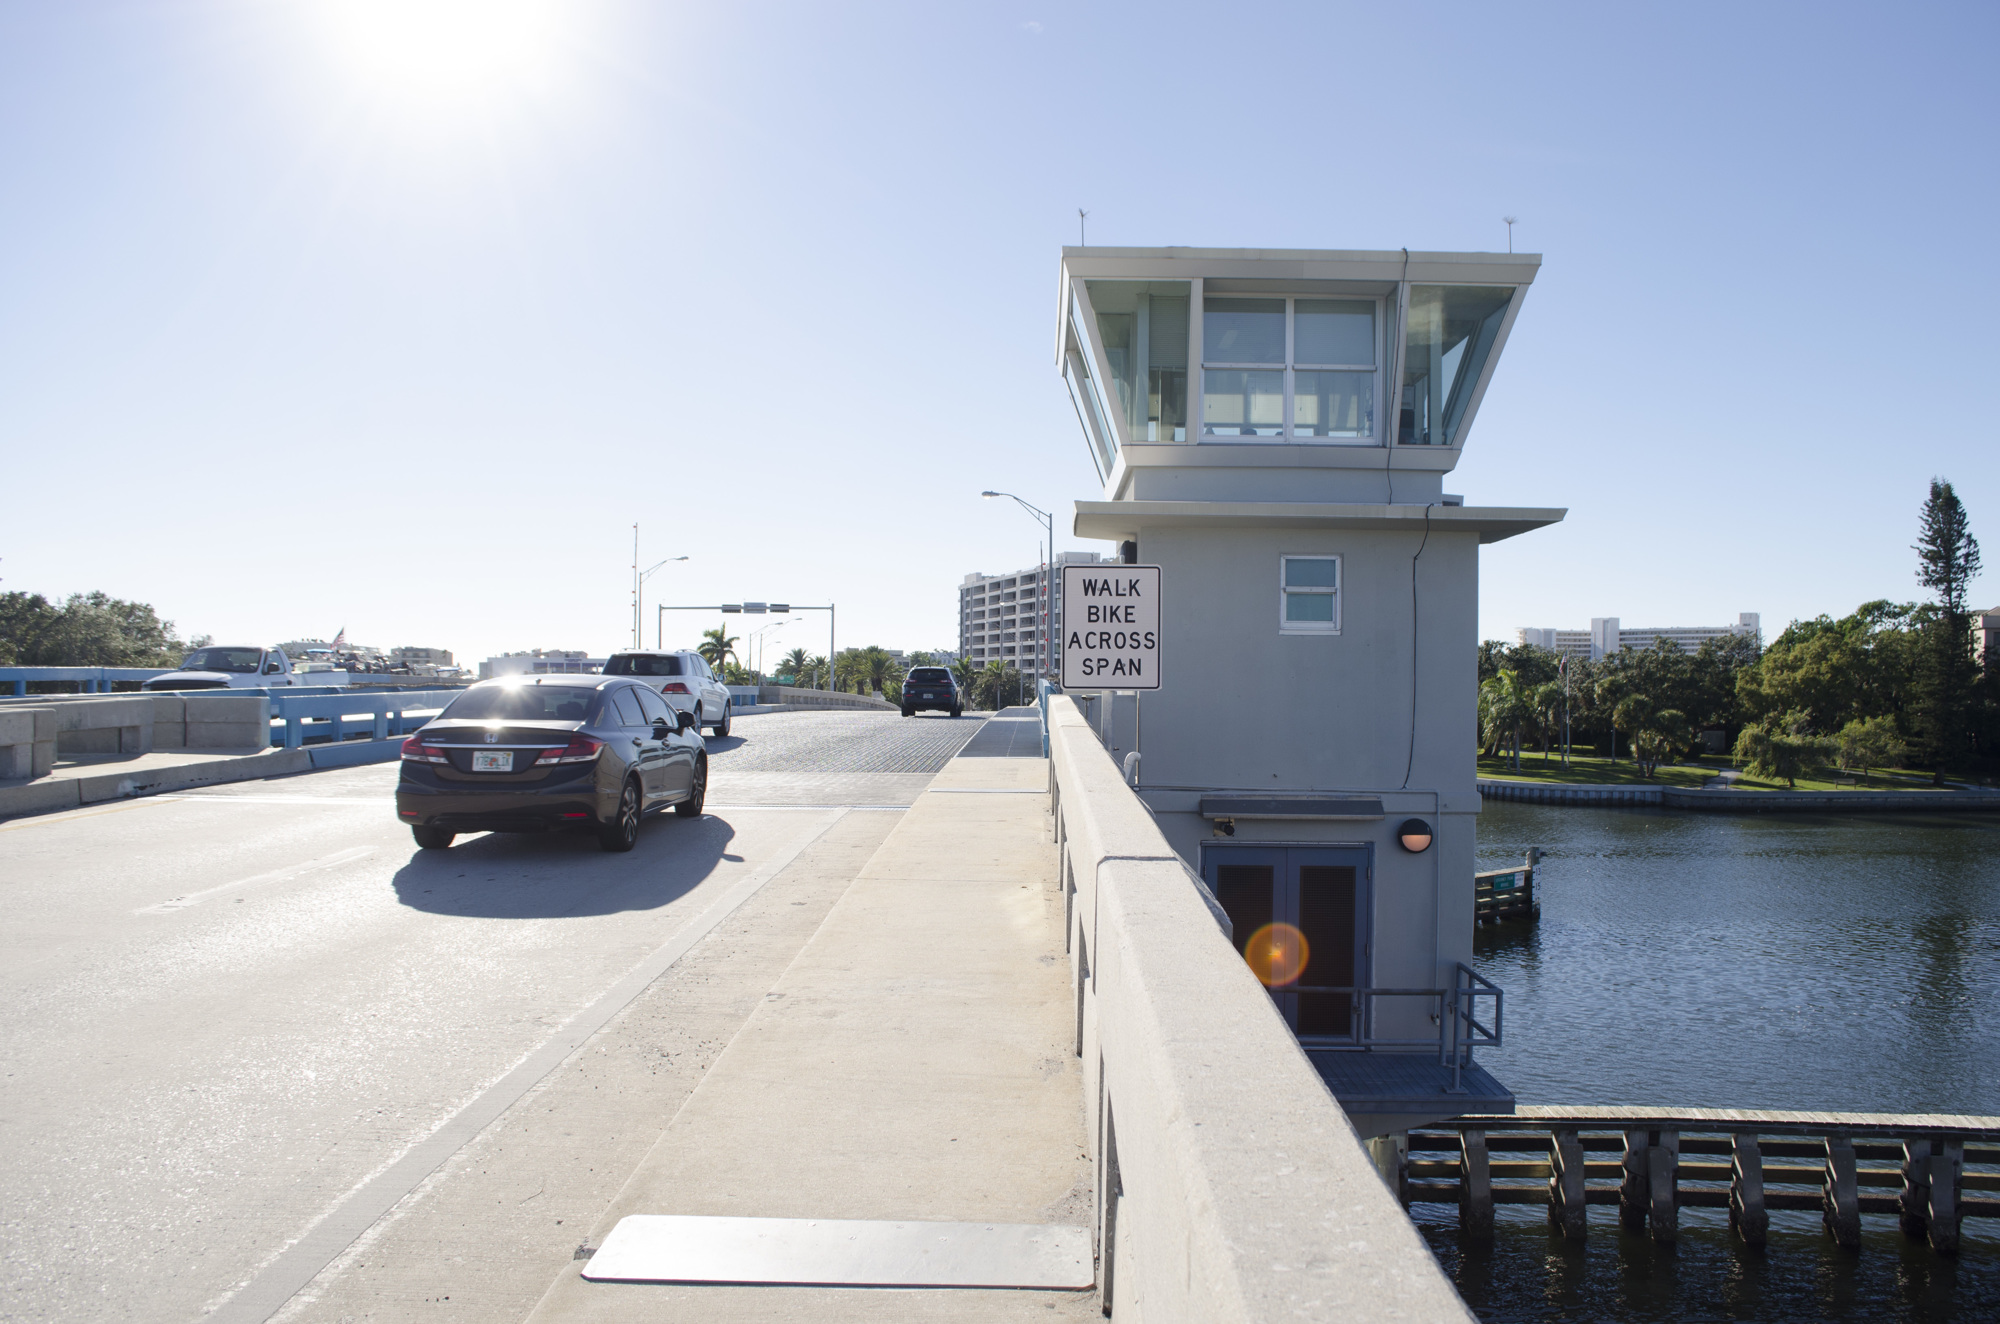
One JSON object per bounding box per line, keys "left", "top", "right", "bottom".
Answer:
{"left": 3, "top": 1, "right": 1994, "bottom": 666}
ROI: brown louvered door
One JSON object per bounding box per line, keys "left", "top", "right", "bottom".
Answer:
{"left": 1210, "top": 851, "right": 1281, "bottom": 965}
{"left": 1294, "top": 864, "right": 1358, "bottom": 1039}
{"left": 1203, "top": 846, "right": 1370, "bottom": 1041}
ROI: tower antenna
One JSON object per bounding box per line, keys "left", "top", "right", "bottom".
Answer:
{"left": 1078, "top": 209, "right": 1089, "bottom": 247}
{"left": 1503, "top": 215, "right": 1518, "bottom": 253}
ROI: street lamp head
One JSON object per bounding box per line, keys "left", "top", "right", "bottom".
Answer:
{"left": 981, "top": 491, "right": 999, "bottom": 498}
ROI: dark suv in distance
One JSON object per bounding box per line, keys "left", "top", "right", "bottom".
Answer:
{"left": 395, "top": 676, "right": 707, "bottom": 853}
{"left": 900, "top": 667, "right": 961, "bottom": 717}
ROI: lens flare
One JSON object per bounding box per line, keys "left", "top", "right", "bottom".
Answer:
{"left": 1244, "top": 923, "right": 1310, "bottom": 988}
{"left": 311, "top": 0, "right": 572, "bottom": 115}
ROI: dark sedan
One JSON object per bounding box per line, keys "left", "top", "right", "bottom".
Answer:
{"left": 900, "top": 666, "right": 961, "bottom": 717}
{"left": 395, "top": 676, "right": 707, "bottom": 852}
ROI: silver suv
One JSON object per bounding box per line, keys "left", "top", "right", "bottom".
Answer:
{"left": 601, "top": 650, "right": 736, "bottom": 737}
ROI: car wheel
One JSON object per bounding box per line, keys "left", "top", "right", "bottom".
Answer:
{"left": 677, "top": 755, "right": 708, "bottom": 818}
{"left": 598, "top": 778, "right": 642, "bottom": 852}
{"left": 713, "top": 704, "right": 731, "bottom": 738}
{"left": 950, "top": 706, "right": 962, "bottom": 718}
{"left": 412, "top": 825, "right": 454, "bottom": 850}
{"left": 901, "top": 706, "right": 913, "bottom": 717}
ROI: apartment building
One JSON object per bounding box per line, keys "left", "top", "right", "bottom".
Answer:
{"left": 1518, "top": 613, "right": 1761, "bottom": 660}
{"left": 958, "top": 551, "right": 1105, "bottom": 676}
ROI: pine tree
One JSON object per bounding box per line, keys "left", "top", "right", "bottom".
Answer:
{"left": 1912, "top": 479, "right": 1982, "bottom": 783}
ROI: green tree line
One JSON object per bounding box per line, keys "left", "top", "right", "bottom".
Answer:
{"left": 1478, "top": 480, "right": 1989, "bottom": 786}
{"left": 0, "top": 590, "right": 204, "bottom": 668}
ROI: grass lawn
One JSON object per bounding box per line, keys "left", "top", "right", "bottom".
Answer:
{"left": 1478, "top": 753, "right": 1955, "bottom": 792}
{"left": 1475, "top": 754, "right": 1716, "bottom": 788}
{"left": 1725, "top": 767, "right": 1939, "bottom": 792}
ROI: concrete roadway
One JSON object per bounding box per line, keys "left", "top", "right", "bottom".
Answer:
{"left": 0, "top": 709, "right": 995, "bottom": 1323}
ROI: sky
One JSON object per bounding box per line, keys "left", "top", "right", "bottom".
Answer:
{"left": 2, "top": 0, "right": 1996, "bottom": 666}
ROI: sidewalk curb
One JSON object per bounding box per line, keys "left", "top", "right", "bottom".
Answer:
{"left": 0, "top": 738, "right": 406, "bottom": 820}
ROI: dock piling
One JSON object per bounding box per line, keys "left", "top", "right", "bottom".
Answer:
{"left": 1620, "top": 1131, "right": 1649, "bottom": 1231}
{"left": 1929, "top": 1143, "right": 1963, "bottom": 1255}
{"left": 1729, "top": 1133, "right": 1768, "bottom": 1244}
{"left": 1459, "top": 1129, "right": 1494, "bottom": 1239}
{"left": 1900, "top": 1138, "right": 1933, "bottom": 1240}
{"left": 1823, "top": 1134, "right": 1861, "bottom": 1250}
{"left": 1647, "top": 1132, "right": 1681, "bottom": 1242}
{"left": 1548, "top": 1129, "right": 1588, "bottom": 1239}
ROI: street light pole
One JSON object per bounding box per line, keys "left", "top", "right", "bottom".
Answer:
{"left": 982, "top": 490, "right": 1056, "bottom": 694}
{"left": 636, "top": 552, "right": 689, "bottom": 649}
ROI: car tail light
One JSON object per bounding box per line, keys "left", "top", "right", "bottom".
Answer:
{"left": 401, "top": 736, "right": 448, "bottom": 764}
{"left": 661, "top": 682, "right": 691, "bottom": 694}
{"left": 535, "top": 736, "right": 603, "bottom": 765}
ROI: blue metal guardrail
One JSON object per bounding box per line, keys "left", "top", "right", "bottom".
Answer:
{"left": 0, "top": 668, "right": 471, "bottom": 699}
{"left": 268, "top": 689, "right": 462, "bottom": 749}
{"left": 0, "top": 667, "right": 168, "bottom": 695}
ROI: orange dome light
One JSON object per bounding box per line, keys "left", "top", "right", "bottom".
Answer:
{"left": 1244, "top": 922, "right": 1310, "bottom": 987}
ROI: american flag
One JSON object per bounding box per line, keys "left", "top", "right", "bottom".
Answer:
{"left": 331, "top": 627, "right": 346, "bottom": 652}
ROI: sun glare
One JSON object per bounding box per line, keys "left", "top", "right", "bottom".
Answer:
{"left": 1244, "top": 923, "right": 1309, "bottom": 988}
{"left": 315, "top": 0, "right": 572, "bottom": 114}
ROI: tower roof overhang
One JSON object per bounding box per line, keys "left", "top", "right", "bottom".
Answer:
{"left": 1072, "top": 500, "right": 1566, "bottom": 546}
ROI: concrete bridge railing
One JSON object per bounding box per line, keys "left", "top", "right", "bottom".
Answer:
{"left": 1047, "top": 694, "right": 1472, "bottom": 1322}
{"left": 755, "top": 685, "right": 896, "bottom": 711}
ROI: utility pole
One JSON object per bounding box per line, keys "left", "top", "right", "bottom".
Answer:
{"left": 982, "top": 491, "right": 1055, "bottom": 697}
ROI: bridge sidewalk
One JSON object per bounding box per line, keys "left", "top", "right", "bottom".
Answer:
{"left": 526, "top": 753, "right": 1097, "bottom": 1322}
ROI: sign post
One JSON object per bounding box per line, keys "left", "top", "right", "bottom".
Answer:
{"left": 1059, "top": 565, "right": 1162, "bottom": 690}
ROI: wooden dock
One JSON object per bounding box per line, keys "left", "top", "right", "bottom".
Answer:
{"left": 1371, "top": 1106, "right": 1999, "bottom": 1255}
{"left": 1474, "top": 850, "right": 1538, "bottom": 925}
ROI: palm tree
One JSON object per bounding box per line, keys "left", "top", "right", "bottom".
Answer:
{"left": 951, "top": 657, "right": 979, "bottom": 694}
{"left": 779, "top": 647, "right": 809, "bottom": 684}
{"left": 1478, "top": 669, "right": 1533, "bottom": 770}
{"left": 1530, "top": 681, "right": 1566, "bottom": 764}
{"left": 698, "top": 627, "right": 739, "bottom": 672}
{"left": 975, "top": 660, "right": 1020, "bottom": 710}
{"left": 802, "top": 654, "right": 828, "bottom": 689}
{"left": 863, "top": 647, "right": 900, "bottom": 698}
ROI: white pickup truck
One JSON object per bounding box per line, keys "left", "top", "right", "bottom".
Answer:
{"left": 142, "top": 645, "right": 327, "bottom": 691}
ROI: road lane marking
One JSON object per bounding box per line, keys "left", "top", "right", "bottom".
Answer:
{"left": 705, "top": 803, "right": 910, "bottom": 811}
{"left": 0, "top": 797, "right": 179, "bottom": 832}
{"left": 136, "top": 847, "right": 377, "bottom": 914}
{"left": 202, "top": 808, "right": 853, "bottom": 1324}
{"left": 161, "top": 794, "right": 395, "bottom": 806}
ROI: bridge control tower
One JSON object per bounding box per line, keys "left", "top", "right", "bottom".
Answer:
{"left": 1055, "top": 246, "right": 1564, "bottom": 1135}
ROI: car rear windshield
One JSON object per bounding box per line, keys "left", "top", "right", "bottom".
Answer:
{"left": 181, "top": 648, "right": 262, "bottom": 673}
{"left": 604, "top": 654, "right": 684, "bottom": 676}
{"left": 441, "top": 685, "right": 600, "bottom": 722}
{"left": 909, "top": 669, "right": 950, "bottom": 682}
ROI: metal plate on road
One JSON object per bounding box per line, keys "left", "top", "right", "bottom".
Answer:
{"left": 1059, "top": 564, "right": 1161, "bottom": 690}
{"left": 582, "top": 1214, "right": 1094, "bottom": 1289}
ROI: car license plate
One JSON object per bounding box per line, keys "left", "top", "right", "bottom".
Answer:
{"left": 922, "top": 693, "right": 935, "bottom": 699}
{"left": 472, "top": 750, "right": 514, "bottom": 772}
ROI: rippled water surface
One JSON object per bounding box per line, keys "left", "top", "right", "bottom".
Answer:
{"left": 1420, "top": 803, "right": 2000, "bottom": 1321}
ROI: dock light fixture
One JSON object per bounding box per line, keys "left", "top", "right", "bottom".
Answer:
{"left": 1398, "top": 818, "right": 1434, "bottom": 853}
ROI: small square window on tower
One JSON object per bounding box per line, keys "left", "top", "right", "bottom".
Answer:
{"left": 1280, "top": 556, "right": 1340, "bottom": 634}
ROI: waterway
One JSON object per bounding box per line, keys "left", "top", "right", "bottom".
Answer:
{"left": 1416, "top": 801, "right": 2000, "bottom": 1322}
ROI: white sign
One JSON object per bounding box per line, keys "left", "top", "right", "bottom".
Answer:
{"left": 1060, "top": 564, "right": 1162, "bottom": 690}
